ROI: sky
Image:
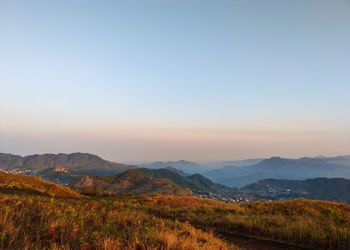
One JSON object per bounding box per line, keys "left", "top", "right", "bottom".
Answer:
{"left": 1, "top": 0, "right": 350, "bottom": 162}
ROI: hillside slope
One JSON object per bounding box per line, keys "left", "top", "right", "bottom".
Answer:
{"left": 135, "top": 168, "right": 237, "bottom": 195}
{"left": 146, "top": 195, "right": 350, "bottom": 249}
{"left": 72, "top": 169, "right": 191, "bottom": 196}
{"left": 0, "top": 171, "right": 82, "bottom": 198}
{"left": 0, "top": 190, "right": 349, "bottom": 249}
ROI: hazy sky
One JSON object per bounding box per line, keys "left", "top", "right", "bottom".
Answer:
{"left": 1, "top": 0, "right": 350, "bottom": 162}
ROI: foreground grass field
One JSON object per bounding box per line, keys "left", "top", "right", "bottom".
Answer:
{"left": 0, "top": 192, "right": 230, "bottom": 249}
{"left": 143, "top": 195, "right": 350, "bottom": 249}
{"left": 0, "top": 190, "right": 349, "bottom": 249}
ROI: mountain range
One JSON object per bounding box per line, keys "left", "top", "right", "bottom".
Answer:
{"left": 1, "top": 152, "right": 350, "bottom": 203}
{"left": 0, "top": 152, "right": 238, "bottom": 196}
{"left": 202, "top": 158, "right": 264, "bottom": 168}
{"left": 140, "top": 159, "right": 265, "bottom": 174}
{"left": 204, "top": 156, "right": 350, "bottom": 187}
{"left": 0, "top": 152, "right": 137, "bottom": 175}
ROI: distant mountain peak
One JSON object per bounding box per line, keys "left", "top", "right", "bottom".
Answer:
{"left": 175, "top": 160, "right": 192, "bottom": 164}
{"left": 142, "top": 160, "right": 203, "bottom": 175}
{"left": 258, "top": 157, "right": 296, "bottom": 167}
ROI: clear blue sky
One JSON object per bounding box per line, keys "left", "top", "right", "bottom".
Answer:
{"left": 1, "top": 0, "right": 350, "bottom": 162}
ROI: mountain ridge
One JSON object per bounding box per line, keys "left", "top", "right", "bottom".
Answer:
{"left": 135, "top": 168, "right": 237, "bottom": 196}
{"left": 141, "top": 160, "right": 206, "bottom": 174}
{"left": 0, "top": 152, "right": 138, "bottom": 174}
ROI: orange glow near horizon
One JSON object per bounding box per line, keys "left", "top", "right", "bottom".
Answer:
{"left": 1, "top": 114, "right": 349, "bottom": 162}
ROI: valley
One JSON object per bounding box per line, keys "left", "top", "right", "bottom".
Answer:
{"left": 1, "top": 153, "right": 350, "bottom": 204}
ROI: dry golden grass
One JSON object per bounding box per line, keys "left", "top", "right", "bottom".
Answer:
{"left": 0, "top": 193, "right": 233, "bottom": 250}
{"left": 141, "top": 195, "right": 350, "bottom": 249}
{"left": 0, "top": 171, "right": 82, "bottom": 198}
{"left": 143, "top": 194, "right": 228, "bottom": 208}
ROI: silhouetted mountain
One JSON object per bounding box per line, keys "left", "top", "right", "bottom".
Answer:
{"left": 0, "top": 153, "right": 137, "bottom": 175}
{"left": 204, "top": 156, "right": 350, "bottom": 188}
{"left": 71, "top": 169, "right": 191, "bottom": 196}
{"left": 242, "top": 178, "right": 350, "bottom": 204}
{"left": 203, "top": 158, "right": 264, "bottom": 168}
{"left": 141, "top": 160, "right": 207, "bottom": 174}
{"left": 143, "top": 159, "right": 266, "bottom": 173}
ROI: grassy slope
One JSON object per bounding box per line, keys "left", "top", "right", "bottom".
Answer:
{"left": 133, "top": 168, "right": 237, "bottom": 195}
{"left": 143, "top": 195, "right": 350, "bottom": 249}
{"left": 0, "top": 193, "right": 230, "bottom": 249}
{"left": 0, "top": 171, "right": 82, "bottom": 198}
{"left": 0, "top": 193, "right": 349, "bottom": 249}
{"left": 72, "top": 170, "right": 192, "bottom": 196}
